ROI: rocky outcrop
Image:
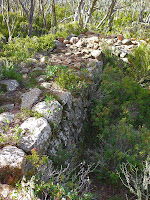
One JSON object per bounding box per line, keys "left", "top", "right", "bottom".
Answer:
{"left": 0, "top": 32, "right": 146, "bottom": 193}
{"left": 21, "top": 87, "right": 42, "bottom": 109}
{"left": 19, "top": 117, "right": 52, "bottom": 154}
{"left": 0, "top": 79, "right": 19, "bottom": 92}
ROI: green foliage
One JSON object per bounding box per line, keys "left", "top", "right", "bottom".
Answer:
{"left": 0, "top": 124, "right": 22, "bottom": 147}
{"left": 17, "top": 149, "right": 94, "bottom": 200}
{"left": 3, "top": 34, "right": 56, "bottom": 61}
{"left": 56, "top": 67, "right": 89, "bottom": 95}
{"left": 90, "top": 50, "right": 150, "bottom": 185}
{"left": 15, "top": 109, "right": 43, "bottom": 123}
{"left": 128, "top": 44, "right": 150, "bottom": 82}
{"left": 0, "top": 61, "right": 23, "bottom": 84}
{"left": 46, "top": 64, "right": 64, "bottom": 79}
{"left": 58, "top": 21, "right": 83, "bottom": 37}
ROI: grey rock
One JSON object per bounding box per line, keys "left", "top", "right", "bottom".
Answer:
{"left": 66, "top": 34, "right": 77, "bottom": 40}
{"left": 36, "top": 75, "right": 47, "bottom": 82}
{"left": 0, "top": 104, "right": 15, "bottom": 111}
{"left": 19, "top": 117, "right": 52, "bottom": 154}
{"left": 122, "top": 39, "right": 133, "bottom": 45}
{"left": 63, "top": 39, "right": 70, "bottom": 45}
{"left": 76, "top": 38, "right": 87, "bottom": 48}
{"left": 32, "top": 100, "right": 63, "bottom": 127}
{"left": 54, "top": 40, "right": 65, "bottom": 48}
{"left": 91, "top": 50, "right": 102, "bottom": 60}
{"left": 106, "top": 39, "right": 114, "bottom": 45}
{"left": 0, "top": 146, "right": 25, "bottom": 168}
{"left": 34, "top": 62, "right": 46, "bottom": 68}
{"left": 21, "top": 87, "right": 42, "bottom": 109}
{"left": 70, "top": 37, "right": 79, "bottom": 44}
{"left": 120, "top": 52, "right": 127, "bottom": 58}
{"left": 0, "top": 112, "right": 14, "bottom": 125}
{"left": 40, "top": 82, "right": 53, "bottom": 89}
{"left": 21, "top": 68, "right": 29, "bottom": 73}
{"left": 0, "top": 79, "right": 19, "bottom": 92}
{"left": 121, "top": 57, "right": 129, "bottom": 62}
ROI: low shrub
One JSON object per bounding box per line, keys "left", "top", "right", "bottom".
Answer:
{"left": 2, "top": 34, "right": 56, "bottom": 61}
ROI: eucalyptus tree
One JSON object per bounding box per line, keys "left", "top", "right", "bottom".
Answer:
{"left": 1, "top": 0, "right": 18, "bottom": 41}
{"left": 74, "top": 0, "right": 99, "bottom": 29}
{"left": 18, "top": 0, "right": 36, "bottom": 36}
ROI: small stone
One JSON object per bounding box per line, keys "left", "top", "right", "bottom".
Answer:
{"left": 122, "top": 39, "right": 133, "bottom": 45}
{"left": 36, "top": 75, "right": 46, "bottom": 82}
{"left": 121, "top": 57, "right": 129, "bottom": 62}
{"left": 63, "top": 40, "right": 70, "bottom": 45}
{"left": 21, "top": 68, "right": 29, "bottom": 73}
{"left": 0, "top": 112, "right": 14, "bottom": 125}
{"left": 19, "top": 117, "right": 52, "bottom": 154}
{"left": 21, "top": 87, "right": 42, "bottom": 109}
{"left": 0, "top": 104, "right": 15, "bottom": 111}
{"left": 120, "top": 52, "right": 127, "bottom": 58}
{"left": 0, "top": 79, "right": 19, "bottom": 92}
{"left": 91, "top": 50, "right": 102, "bottom": 60}
{"left": 106, "top": 39, "right": 114, "bottom": 45}
{"left": 117, "top": 34, "right": 124, "bottom": 41}
{"left": 35, "top": 62, "right": 46, "bottom": 68}
{"left": 32, "top": 100, "right": 63, "bottom": 126}
{"left": 70, "top": 37, "right": 79, "bottom": 44}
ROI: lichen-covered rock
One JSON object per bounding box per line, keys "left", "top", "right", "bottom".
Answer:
{"left": 0, "top": 104, "right": 15, "bottom": 111}
{"left": 19, "top": 117, "right": 51, "bottom": 154}
{"left": 70, "top": 36, "right": 79, "bottom": 44}
{"left": 32, "top": 100, "right": 63, "bottom": 127}
{"left": 122, "top": 39, "right": 133, "bottom": 45}
{"left": 76, "top": 38, "right": 87, "bottom": 48}
{"left": 0, "top": 146, "right": 25, "bottom": 168}
{"left": 0, "top": 79, "right": 19, "bottom": 92}
{"left": 91, "top": 50, "right": 102, "bottom": 60}
{"left": 21, "top": 87, "right": 42, "bottom": 109}
{"left": 0, "top": 146, "right": 25, "bottom": 185}
{"left": 0, "top": 112, "right": 14, "bottom": 125}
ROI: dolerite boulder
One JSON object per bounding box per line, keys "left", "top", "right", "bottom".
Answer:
{"left": 32, "top": 100, "right": 63, "bottom": 127}
{"left": 18, "top": 117, "right": 51, "bottom": 154}
{"left": 0, "top": 79, "right": 19, "bottom": 92}
{"left": 0, "top": 146, "right": 25, "bottom": 185}
{"left": 0, "top": 112, "right": 14, "bottom": 125}
{"left": 91, "top": 50, "right": 102, "bottom": 60}
{"left": 21, "top": 87, "right": 42, "bottom": 109}
{"left": 70, "top": 36, "right": 79, "bottom": 44}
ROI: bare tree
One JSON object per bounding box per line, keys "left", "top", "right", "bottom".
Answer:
{"left": 18, "top": 0, "right": 36, "bottom": 36}
{"left": 51, "top": 0, "right": 57, "bottom": 33}
{"left": 117, "top": 160, "right": 150, "bottom": 200}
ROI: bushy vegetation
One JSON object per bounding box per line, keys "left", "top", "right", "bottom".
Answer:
{"left": 11, "top": 148, "right": 94, "bottom": 200}
{"left": 83, "top": 49, "right": 150, "bottom": 190}
{"left": 1, "top": 34, "right": 56, "bottom": 62}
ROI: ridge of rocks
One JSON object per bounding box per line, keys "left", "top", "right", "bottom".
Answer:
{"left": 0, "top": 32, "right": 148, "bottom": 198}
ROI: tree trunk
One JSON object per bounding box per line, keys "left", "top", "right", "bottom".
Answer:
{"left": 83, "top": 0, "right": 98, "bottom": 29}
{"left": 28, "top": 0, "right": 35, "bottom": 36}
{"left": 96, "top": 0, "right": 116, "bottom": 29}
{"left": 51, "top": 0, "right": 57, "bottom": 34}
{"left": 107, "top": 0, "right": 116, "bottom": 31}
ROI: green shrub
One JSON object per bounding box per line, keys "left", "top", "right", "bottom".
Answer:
{"left": 128, "top": 44, "right": 150, "bottom": 82}
{"left": 0, "top": 61, "right": 23, "bottom": 83}
{"left": 56, "top": 67, "right": 89, "bottom": 95}
{"left": 3, "top": 34, "right": 56, "bottom": 61}
{"left": 89, "top": 49, "right": 150, "bottom": 185}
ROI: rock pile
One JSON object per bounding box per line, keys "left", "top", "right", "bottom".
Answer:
{"left": 0, "top": 32, "right": 147, "bottom": 198}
